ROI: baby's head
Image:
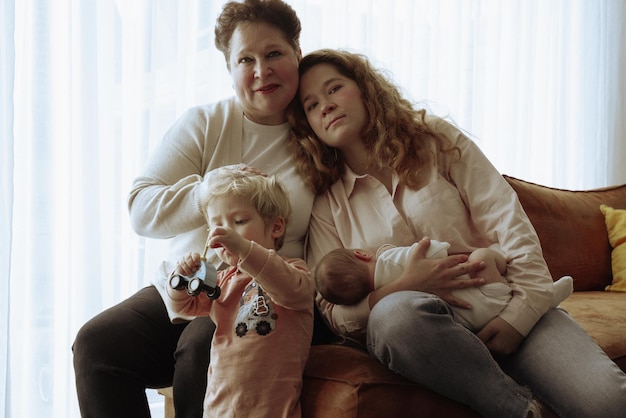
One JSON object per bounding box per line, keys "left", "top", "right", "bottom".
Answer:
{"left": 314, "top": 248, "right": 375, "bottom": 305}
{"left": 199, "top": 166, "right": 291, "bottom": 250}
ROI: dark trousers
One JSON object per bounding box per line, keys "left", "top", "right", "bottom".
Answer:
{"left": 72, "top": 285, "right": 335, "bottom": 418}
{"left": 72, "top": 286, "right": 214, "bottom": 418}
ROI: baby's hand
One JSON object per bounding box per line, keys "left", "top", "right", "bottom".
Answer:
{"left": 175, "top": 252, "right": 202, "bottom": 277}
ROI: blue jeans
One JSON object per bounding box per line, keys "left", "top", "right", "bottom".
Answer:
{"left": 366, "top": 291, "right": 626, "bottom": 418}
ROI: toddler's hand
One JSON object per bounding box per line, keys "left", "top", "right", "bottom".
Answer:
{"left": 208, "top": 227, "right": 249, "bottom": 255}
{"left": 175, "top": 252, "right": 202, "bottom": 277}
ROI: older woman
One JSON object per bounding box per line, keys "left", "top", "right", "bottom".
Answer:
{"left": 73, "top": 1, "right": 311, "bottom": 417}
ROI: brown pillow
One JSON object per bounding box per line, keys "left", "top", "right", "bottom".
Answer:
{"left": 504, "top": 175, "right": 626, "bottom": 291}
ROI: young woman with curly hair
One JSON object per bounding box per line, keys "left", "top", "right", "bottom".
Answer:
{"left": 287, "top": 49, "right": 626, "bottom": 418}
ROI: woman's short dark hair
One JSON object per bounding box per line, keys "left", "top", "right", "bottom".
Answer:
{"left": 215, "top": 0, "right": 301, "bottom": 69}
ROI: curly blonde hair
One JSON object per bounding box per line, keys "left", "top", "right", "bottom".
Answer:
{"left": 287, "top": 49, "right": 460, "bottom": 194}
{"left": 199, "top": 166, "right": 291, "bottom": 250}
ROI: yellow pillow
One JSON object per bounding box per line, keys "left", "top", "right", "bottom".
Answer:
{"left": 600, "top": 204, "right": 626, "bottom": 292}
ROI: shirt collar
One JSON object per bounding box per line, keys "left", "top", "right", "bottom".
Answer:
{"left": 341, "top": 164, "right": 361, "bottom": 197}
{"left": 340, "top": 164, "right": 400, "bottom": 198}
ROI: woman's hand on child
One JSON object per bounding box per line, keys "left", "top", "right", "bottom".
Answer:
{"left": 236, "top": 164, "right": 266, "bottom": 177}
{"left": 414, "top": 237, "right": 488, "bottom": 309}
{"left": 369, "top": 237, "right": 486, "bottom": 309}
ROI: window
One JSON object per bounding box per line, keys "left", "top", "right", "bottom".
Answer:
{"left": 2, "top": 1, "right": 625, "bottom": 416}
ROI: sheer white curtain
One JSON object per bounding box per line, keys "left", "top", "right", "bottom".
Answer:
{"left": 1, "top": 0, "right": 625, "bottom": 417}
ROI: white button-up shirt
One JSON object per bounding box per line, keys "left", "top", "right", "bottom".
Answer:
{"left": 307, "top": 117, "right": 554, "bottom": 340}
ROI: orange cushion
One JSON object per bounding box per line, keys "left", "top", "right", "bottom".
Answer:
{"left": 504, "top": 176, "right": 626, "bottom": 291}
{"left": 560, "top": 291, "right": 626, "bottom": 368}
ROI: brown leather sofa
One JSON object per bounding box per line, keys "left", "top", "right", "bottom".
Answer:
{"left": 301, "top": 175, "right": 626, "bottom": 418}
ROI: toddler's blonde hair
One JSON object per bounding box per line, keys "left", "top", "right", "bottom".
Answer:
{"left": 199, "top": 166, "right": 291, "bottom": 250}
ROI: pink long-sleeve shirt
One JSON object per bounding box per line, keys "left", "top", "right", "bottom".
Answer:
{"left": 165, "top": 242, "right": 314, "bottom": 418}
{"left": 308, "top": 117, "right": 554, "bottom": 340}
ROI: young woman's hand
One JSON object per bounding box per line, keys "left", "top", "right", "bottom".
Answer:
{"left": 369, "top": 237, "right": 486, "bottom": 309}
{"left": 476, "top": 317, "right": 524, "bottom": 356}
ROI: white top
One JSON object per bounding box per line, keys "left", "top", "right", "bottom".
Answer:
{"left": 309, "top": 117, "right": 554, "bottom": 339}
{"left": 128, "top": 97, "right": 314, "bottom": 320}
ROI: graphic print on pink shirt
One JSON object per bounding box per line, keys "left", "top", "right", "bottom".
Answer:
{"left": 235, "top": 281, "right": 276, "bottom": 337}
